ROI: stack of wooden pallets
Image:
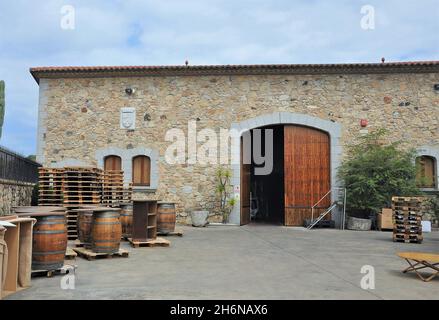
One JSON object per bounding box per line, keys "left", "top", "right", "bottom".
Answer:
{"left": 102, "top": 170, "right": 129, "bottom": 207}
{"left": 392, "top": 196, "right": 423, "bottom": 244}
{"left": 121, "top": 185, "right": 133, "bottom": 204}
{"left": 37, "top": 167, "right": 134, "bottom": 240}
{"left": 38, "top": 168, "right": 64, "bottom": 206}
{"left": 63, "top": 167, "right": 103, "bottom": 240}
{"left": 62, "top": 167, "right": 103, "bottom": 206}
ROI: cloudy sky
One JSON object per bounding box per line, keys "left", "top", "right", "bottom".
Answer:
{"left": 0, "top": 0, "right": 438, "bottom": 157}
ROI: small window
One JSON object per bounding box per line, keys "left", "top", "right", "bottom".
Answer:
{"left": 132, "top": 155, "right": 151, "bottom": 186}
{"left": 416, "top": 156, "right": 436, "bottom": 188}
{"left": 104, "top": 155, "right": 122, "bottom": 171}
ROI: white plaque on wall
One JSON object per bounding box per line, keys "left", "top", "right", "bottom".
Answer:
{"left": 120, "top": 107, "right": 136, "bottom": 130}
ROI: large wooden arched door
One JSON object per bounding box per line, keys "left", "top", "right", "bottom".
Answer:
{"left": 284, "top": 126, "right": 330, "bottom": 226}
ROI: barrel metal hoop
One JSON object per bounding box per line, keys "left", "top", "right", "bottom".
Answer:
{"left": 36, "top": 221, "right": 65, "bottom": 225}
{"left": 33, "top": 230, "right": 67, "bottom": 235}
{"left": 32, "top": 250, "right": 66, "bottom": 255}
{"left": 93, "top": 222, "right": 120, "bottom": 225}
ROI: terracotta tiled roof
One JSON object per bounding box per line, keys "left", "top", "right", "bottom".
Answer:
{"left": 30, "top": 61, "right": 439, "bottom": 83}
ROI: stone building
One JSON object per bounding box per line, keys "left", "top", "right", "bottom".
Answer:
{"left": 30, "top": 61, "right": 439, "bottom": 226}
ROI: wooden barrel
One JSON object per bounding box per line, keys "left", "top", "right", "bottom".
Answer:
{"left": 120, "top": 203, "right": 133, "bottom": 238}
{"left": 76, "top": 210, "right": 93, "bottom": 248}
{"left": 75, "top": 205, "right": 103, "bottom": 248}
{"left": 91, "top": 208, "right": 122, "bottom": 254}
{"left": 157, "top": 203, "right": 176, "bottom": 234}
{"left": 31, "top": 213, "right": 67, "bottom": 270}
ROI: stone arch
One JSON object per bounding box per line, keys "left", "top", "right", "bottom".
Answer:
{"left": 228, "top": 112, "right": 343, "bottom": 225}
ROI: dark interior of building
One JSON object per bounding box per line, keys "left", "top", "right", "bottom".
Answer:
{"left": 250, "top": 125, "right": 285, "bottom": 225}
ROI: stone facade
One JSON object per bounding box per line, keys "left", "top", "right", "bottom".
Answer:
{"left": 32, "top": 64, "right": 439, "bottom": 224}
{"left": 0, "top": 179, "right": 35, "bottom": 216}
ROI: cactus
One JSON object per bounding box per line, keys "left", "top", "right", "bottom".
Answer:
{"left": 0, "top": 80, "right": 4, "bottom": 139}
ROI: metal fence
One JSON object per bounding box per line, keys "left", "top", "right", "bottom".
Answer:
{"left": 0, "top": 145, "right": 41, "bottom": 183}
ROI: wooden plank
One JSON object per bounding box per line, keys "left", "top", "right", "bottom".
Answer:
{"left": 65, "top": 247, "right": 77, "bottom": 260}
{"left": 3, "top": 225, "right": 19, "bottom": 294}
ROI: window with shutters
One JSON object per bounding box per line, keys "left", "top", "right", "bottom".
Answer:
{"left": 132, "top": 155, "right": 151, "bottom": 186}
{"left": 416, "top": 156, "right": 436, "bottom": 189}
{"left": 104, "top": 155, "right": 122, "bottom": 171}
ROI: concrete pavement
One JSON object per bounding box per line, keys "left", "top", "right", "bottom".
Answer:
{"left": 7, "top": 224, "right": 439, "bottom": 300}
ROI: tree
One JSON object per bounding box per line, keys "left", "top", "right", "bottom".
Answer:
{"left": 0, "top": 81, "right": 4, "bottom": 139}
{"left": 338, "top": 129, "right": 420, "bottom": 218}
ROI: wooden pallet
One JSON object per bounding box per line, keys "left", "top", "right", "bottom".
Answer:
{"left": 65, "top": 247, "right": 77, "bottom": 260}
{"left": 394, "top": 238, "right": 423, "bottom": 244}
{"left": 392, "top": 196, "right": 424, "bottom": 203}
{"left": 31, "top": 264, "right": 77, "bottom": 278}
{"left": 394, "top": 220, "right": 421, "bottom": 226}
{"left": 72, "top": 247, "right": 129, "bottom": 260}
{"left": 127, "top": 237, "right": 171, "bottom": 248}
{"left": 157, "top": 229, "right": 184, "bottom": 237}
{"left": 73, "top": 239, "right": 87, "bottom": 247}
{"left": 394, "top": 229, "right": 422, "bottom": 235}
{"left": 393, "top": 234, "right": 423, "bottom": 243}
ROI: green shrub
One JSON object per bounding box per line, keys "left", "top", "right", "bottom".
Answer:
{"left": 338, "top": 129, "right": 420, "bottom": 218}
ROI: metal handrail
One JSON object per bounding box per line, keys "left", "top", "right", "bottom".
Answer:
{"left": 311, "top": 190, "right": 332, "bottom": 221}
{"left": 310, "top": 187, "right": 347, "bottom": 230}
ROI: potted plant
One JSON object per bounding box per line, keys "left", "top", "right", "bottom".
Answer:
{"left": 338, "top": 129, "right": 420, "bottom": 230}
{"left": 190, "top": 207, "right": 209, "bottom": 227}
{"left": 216, "top": 167, "right": 237, "bottom": 224}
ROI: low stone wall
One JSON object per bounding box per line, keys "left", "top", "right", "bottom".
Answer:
{"left": 0, "top": 179, "right": 35, "bottom": 216}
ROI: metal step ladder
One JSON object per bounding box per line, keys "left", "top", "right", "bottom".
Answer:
{"left": 306, "top": 202, "right": 338, "bottom": 230}
{"left": 307, "top": 188, "right": 347, "bottom": 230}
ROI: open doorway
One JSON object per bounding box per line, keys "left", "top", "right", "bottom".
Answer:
{"left": 249, "top": 125, "right": 284, "bottom": 225}
{"left": 240, "top": 124, "right": 331, "bottom": 226}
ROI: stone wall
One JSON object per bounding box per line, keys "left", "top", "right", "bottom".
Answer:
{"left": 0, "top": 179, "right": 35, "bottom": 216}
{"left": 36, "top": 71, "right": 439, "bottom": 223}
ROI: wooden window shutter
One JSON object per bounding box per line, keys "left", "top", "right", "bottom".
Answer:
{"left": 132, "top": 156, "right": 151, "bottom": 186}
{"left": 104, "top": 155, "right": 122, "bottom": 171}
{"left": 416, "top": 156, "right": 436, "bottom": 188}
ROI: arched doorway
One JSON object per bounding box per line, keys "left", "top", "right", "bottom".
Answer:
{"left": 240, "top": 124, "right": 331, "bottom": 226}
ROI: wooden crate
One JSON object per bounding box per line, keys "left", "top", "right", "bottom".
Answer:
{"left": 378, "top": 208, "right": 393, "bottom": 230}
